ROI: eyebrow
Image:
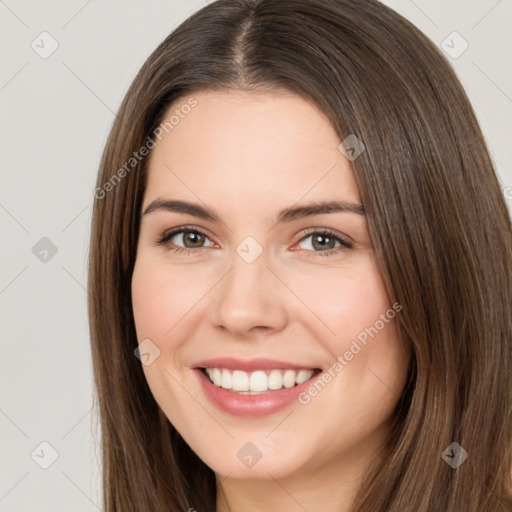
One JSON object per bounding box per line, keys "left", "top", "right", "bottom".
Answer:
{"left": 142, "top": 198, "right": 365, "bottom": 223}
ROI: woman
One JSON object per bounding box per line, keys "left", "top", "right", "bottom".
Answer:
{"left": 88, "top": 0, "right": 512, "bottom": 510}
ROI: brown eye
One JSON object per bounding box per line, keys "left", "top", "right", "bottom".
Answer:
{"left": 173, "top": 230, "right": 208, "bottom": 248}
{"left": 155, "top": 227, "right": 215, "bottom": 253}
{"left": 296, "top": 229, "right": 352, "bottom": 256}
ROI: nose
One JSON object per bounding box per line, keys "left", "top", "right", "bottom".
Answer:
{"left": 210, "top": 247, "right": 288, "bottom": 338}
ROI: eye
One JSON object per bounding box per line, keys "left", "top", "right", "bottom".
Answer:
{"left": 154, "top": 226, "right": 215, "bottom": 255}
{"left": 154, "top": 226, "right": 353, "bottom": 257}
{"left": 294, "top": 229, "right": 353, "bottom": 257}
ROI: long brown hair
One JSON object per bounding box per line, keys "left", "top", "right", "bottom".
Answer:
{"left": 87, "top": 0, "right": 512, "bottom": 510}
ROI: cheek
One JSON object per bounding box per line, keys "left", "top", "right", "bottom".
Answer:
{"left": 287, "top": 254, "right": 393, "bottom": 344}
{"left": 286, "top": 255, "right": 407, "bottom": 401}
{"left": 131, "top": 257, "right": 196, "bottom": 424}
{"left": 131, "top": 254, "right": 205, "bottom": 341}
{"left": 131, "top": 265, "right": 172, "bottom": 340}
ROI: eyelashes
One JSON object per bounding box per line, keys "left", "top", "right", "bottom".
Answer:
{"left": 292, "top": 228, "right": 353, "bottom": 257}
{"left": 153, "top": 225, "right": 353, "bottom": 258}
{"left": 155, "top": 227, "right": 215, "bottom": 256}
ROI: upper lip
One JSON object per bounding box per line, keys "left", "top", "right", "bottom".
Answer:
{"left": 193, "top": 357, "right": 320, "bottom": 372}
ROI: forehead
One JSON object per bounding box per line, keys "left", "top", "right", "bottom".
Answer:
{"left": 144, "top": 90, "right": 361, "bottom": 211}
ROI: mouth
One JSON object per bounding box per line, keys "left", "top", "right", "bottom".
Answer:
{"left": 192, "top": 357, "right": 324, "bottom": 416}
{"left": 199, "top": 367, "right": 322, "bottom": 395}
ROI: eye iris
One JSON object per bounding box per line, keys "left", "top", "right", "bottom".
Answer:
{"left": 184, "top": 231, "right": 205, "bottom": 248}
{"left": 312, "top": 234, "right": 335, "bottom": 251}
{"left": 174, "top": 231, "right": 341, "bottom": 251}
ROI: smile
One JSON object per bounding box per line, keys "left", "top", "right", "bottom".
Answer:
{"left": 201, "top": 367, "right": 320, "bottom": 394}
{"left": 192, "top": 358, "right": 324, "bottom": 417}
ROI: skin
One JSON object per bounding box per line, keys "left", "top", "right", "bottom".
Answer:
{"left": 131, "top": 89, "right": 411, "bottom": 512}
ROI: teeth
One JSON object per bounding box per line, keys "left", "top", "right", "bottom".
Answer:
{"left": 221, "top": 369, "right": 232, "bottom": 389}
{"left": 249, "top": 370, "right": 267, "bottom": 392}
{"left": 283, "top": 370, "right": 296, "bottom": 388}
{"left": 212, "top": 368, "right": 222, "bottom": 386}
{"left": 268, "top": 369, "right": 282, "bottom": 390}
{"left": 203, "top": 367, "right": 316, "bottom": 393}
{"left": 296, "top": 369, "right": 313, "bottom": 384}
{"left": 232, "top": 370, "right": 249, "bottom": 391}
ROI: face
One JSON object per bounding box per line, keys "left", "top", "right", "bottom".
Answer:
{"left": 131, "top": 89, "right": 410, "bottom": 483}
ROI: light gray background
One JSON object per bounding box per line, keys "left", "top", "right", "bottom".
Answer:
{"left": 1, "top": 1, "right": 511, "bottom": 510}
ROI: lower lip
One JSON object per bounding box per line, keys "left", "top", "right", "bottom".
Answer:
{"left": 194, "top": 369, "right": 321, "bottom": 417}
